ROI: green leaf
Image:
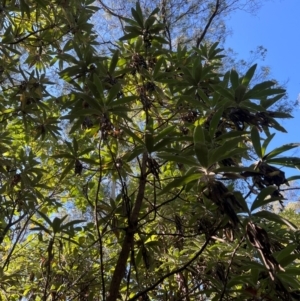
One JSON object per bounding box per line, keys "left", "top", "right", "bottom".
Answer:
{"left": 131, "top": 5, "right": 144, "bottom": 28}
{"left": 275, "top": 244, "right": 298, "bottom": 264}
{"left": 251, "top": 186, "right": 278, "bottom": 212}
{"left": 209, "top": 137, "right": 244, "bottom": 165}
{"left": 121, "top": 127, "right": 144, "bottom": 145}
{"left": 153, "top": 57, "right": 164, "bottom": 79}
{"left": 124, "top": 146, "right": 145, "bottom": 162}
{"left": 109, "top": 96, "right": 136, "bottom": 107}
{"left": 215, "top": 85, "right": 235, "bottom": 101}
{"left": 261, "top": 133, "right": 275, "bottom": 157}
{"left": 61, "top": 219, "right": 85, "bottom": 230}
{"left": 145, "top": 131, "right": 154, "bottom": 153}
{"left": 194, "top": 142, "right": 209, "bottom": 168}
{"left": 253, "top": 210, "right": 297, "bottom": 230}
{"left": 242, "top": 64, "right": 257, "bottom": 86}
{"left": 60, "top": 160, "right": 75, "bottom": 181}
{"left": 37, "top": 210, "right": 53, "bottom": 227}
{"left": 251, "top": 127, "right": 262, "bottom": 158}
{"left": 157, "top": 153, "right": 198, "bottom": 166}
{"left": 266, "top": 157, "right": 300, "bottom": 168}
{"left": 72, "top": 138, "right": 78, "bottom": 155}
{"left": 263, "top": 143, "right": 300, "bottom": 161}
{"left": 269, "top": 118, "right": 287, "bottom": 133}
{"left": 230, "top": 69, "right": 239, "bottom": 89}
{"left": 52, "top": 153, "right": 76, "bottom": 159}
{"left": 286, "top": 175, "right": 300, "bottom": 182}
{"left": 20, "top": 0, "right": 31, "bottom": 18}
{"left": 52, "top": 217, "right": 63, "bottom": 233}
{"left": 154, "top": 126, "right": 176, "bottom": 144}
{"left": 193, "top": 125, "right": 206, "bottom": 144}
{"left": 119, "top": 32, "right": 140, "bottom": 41}
{"left": 279, "top": 254, "right": 300, "bottom": 268}
{"left": 209, "top": 107, "right": 224, "bottom": 139}
{"left": 234, "top": 85, "right": 247, "bottom": 103}
{"left": 106, "top": 83, "right": 122, "bottom": 104}
{"left": 30, "top": 221, "right": 52, "bottom": 235}
{"left": 261, "top": 93, "right": 285, "bottom": 109}
{"left": 145, "top": 16, "right": 156, "bottom": 30}
{"left": 159, "top": 171, "right": 201, "bottom": 195}
{"left": 109, "top": 50, "right": 119, "bottom": 74}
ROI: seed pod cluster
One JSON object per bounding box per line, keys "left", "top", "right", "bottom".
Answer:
{"left": 146, "top": 157, "right": 160, "bottom": 180}
{"left": 12, "top": 173, "right": 21, "bottom": 186}
{"left": 204, "top": 180, "right": 243, "bottom": 227}
{"left": 142, "top": 29, "right": 152, "bottom": 48}
{"left": 246, "top": 221, "right": 285, "bottom": 280}
{"left": 226, "top": 107, "right": 281, "bottom": 131}
{"left": 81, "top": 116, "right": 93, "bottom": 130}
{"left": 75, "top": 159, "right": 83, "bottom": 175}
{"left": 181, "top": 110, "right": 198, "bottom": 123}
{"left": 130, "top": 53, "right": 147, "bottom": 74}
{"left": 100, "top": 114, "right": 113, "bottom": 139}
{"left": 137, "top": 86, "right": 152, "bottom": 109}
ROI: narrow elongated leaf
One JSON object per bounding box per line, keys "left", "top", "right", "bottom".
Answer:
{"left": 37, "top": 210, "right": 53, "bottom": 227}
{"left": 216, "top": 130, "right": 249, "bottom": 141}
{"left": 269, "top": 118, "right": 287, "bottom": 132}
{"left": 124, "top": 146, "right": 145, "bottom": 162}
{"left": 61, "top": 219, "right": 86, "bottom": 230}
{"left": 106, "top": 83, "right": 122, "bottom": 104}
{"left": 52, "top": 153, "right": 75, "bottom": 159}
{"left": 266, "top": 157, "right": 300, "bottom": 168}
{"left": 215, "top": 85, "right": 235, "bottom": 100}
{"left": 119, "top": 32, "right": 141, "bottom": 40}
{"left": 157, "top": 153, "right": 198, "bottom": 166}
{"left": 286, "top": 175, "right": 300, "bottom": 181}
{"left": 30, "top": 220, "right": 52, "bottom": 235}
{"left": 154, "top": 126, "right": 176, "bottom": 144}
{"left": 209, "top": 137, "right": 244, "bottom": 165}
{"left": 159, "top": 172, "right": 201, "bottom": 195}
{"left": 121, "top": 127, "right": 144, "bottom": 145}
{"left": 261, "top": 93, "right": 285, "bottom": 109}
{"left": 194, "top": 125, "right": 205, "bottom": 144}
{"left": 234, "top": 84, "right": 247, "bottom": 103}
{"left": 194, "top": 142, "right": 209, "bottom": 168}
{"left": 263, "top": 143, "right": 300, "bottom": 160}
{"left": 209, "top": 107, "right": 224, "bottom": 138}
{"left": 279, "top": 254, "right": 300, "bottom": 267}
{"left": 60, "top": 160, "right": 75, "bottom": 181}
{"left": 109, "top": 96, "right": 136, "bottom": 107}
{"left": 251, "top": 127, "right": 262, "bottom": 158}
{"left": 131, "top": 6, "right": 144, "bottom": 28}
{"left": 253, "top": 210, "right": 297, "bottom": 230}
{"left": 261, "top": 133, "right": 275, "bottom": 157}
{"left": 275, "top": 244, "right": 298, "bottom": 263}
{"left": 251, "top": 186, "right": 278, "bottom": 212}
{"left": 109, "top": 50, "right": 119, "bottom": 74}
{"left": 73, "top": 138, "right": 78, "bottom": 155}
{"left": 242, "top": 64, "right": 257, "bottom": 86}
{"left": 230, "top": 69, "right": 239, "bottom": 89}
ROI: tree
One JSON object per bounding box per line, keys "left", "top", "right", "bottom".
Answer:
{"left": 95, "top": 0, "right": 263, "bottom": 50}
{"left": 1, "top": 1, "right": 300, "bottom": 301}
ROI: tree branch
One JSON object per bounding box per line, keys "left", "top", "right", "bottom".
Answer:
{"left": 196, "top": 0, "right": 221, "bottom": 48}
{"left": 106, "top": 152, "right": 148, "bottom": 301}
{"left": 128, "top": 222, "right": 222, "bottom": 301}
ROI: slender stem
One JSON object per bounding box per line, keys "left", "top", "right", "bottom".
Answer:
{"left": 106, "top": 152, "right": 148, "bottom": 301}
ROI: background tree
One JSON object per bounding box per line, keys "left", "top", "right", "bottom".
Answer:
{"left": 0, "top": 1, "right": 300, "bottom": 301}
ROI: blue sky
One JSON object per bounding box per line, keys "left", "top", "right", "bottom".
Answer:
{"left": 224, "top": 0, "right": 300, "bottom": 176}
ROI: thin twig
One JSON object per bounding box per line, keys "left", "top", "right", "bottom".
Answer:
{"left": 128, "top": 223, "right": 222, "bottom": 301}
{"left": 219, "top": 237, "right": 245, "bottom": 301}
{"left": 196, "top": 0, "right": 221, "bottom": 47}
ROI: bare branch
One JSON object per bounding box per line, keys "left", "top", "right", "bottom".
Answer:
{"left": 196, "top": 0, "right": 221, "bottom": 47}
